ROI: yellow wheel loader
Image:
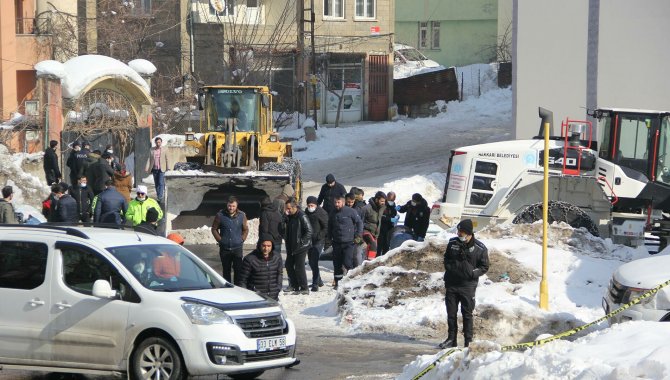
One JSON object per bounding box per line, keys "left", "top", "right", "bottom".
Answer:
{"left": 165, "top": 85, "right": 301, "bottom": 230}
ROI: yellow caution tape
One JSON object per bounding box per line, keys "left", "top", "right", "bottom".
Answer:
{"left": 410, "top": 277, "right": 670, "bottom": 379}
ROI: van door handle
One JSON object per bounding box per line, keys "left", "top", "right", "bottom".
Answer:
{"left": 55, "top": 302, "right": 72, "bottom": 309}
{"left": 29, "top": 298, "right": 45, "bottom": 306}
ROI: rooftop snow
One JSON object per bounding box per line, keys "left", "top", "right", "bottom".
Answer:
{"left": 128, "top": 59, "right": 157, "bottom": 75}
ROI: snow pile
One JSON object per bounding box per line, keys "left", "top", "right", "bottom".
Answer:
{"left": 336, "top": 224, "right": 644, "bottom": 344}
{"left": 0, "top": 144, "right": 50, "bottom": 212}
{"left": 171, "top": 218, "right": 260, "bottom": 245}
{"left": 128, "top": 59, "right": 157, "bottom": 76}
{"left": 34, "top": 60, "right": 66, "bottom": 79}
{"left": 397, "top": 321, "right": 670, "bottom": 380}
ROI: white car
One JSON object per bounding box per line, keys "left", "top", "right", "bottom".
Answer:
{"left": 0, "top": 225, "right": 296, "bottom": 379}
{"left": 603, "top": 254, "right": 670, "bottom": 324}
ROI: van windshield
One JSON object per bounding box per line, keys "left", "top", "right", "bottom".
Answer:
{"left": 107, "top": 244, "right": 227, "bottom": 291}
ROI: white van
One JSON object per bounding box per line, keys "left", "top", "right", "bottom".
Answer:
{"left": 0, "top": 225, "right": 297, "bottom": 379}
{"left": 602, "top": 254, "right": 670, "bottom": 323}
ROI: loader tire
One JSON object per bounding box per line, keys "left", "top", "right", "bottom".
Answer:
{"left": 512, "top": 201, "right": 600, "bottom": 237}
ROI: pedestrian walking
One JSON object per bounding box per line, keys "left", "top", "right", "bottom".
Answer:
{"left": 43, "top": 140, "right": 62, "bottom": 185}
{"left": 305, "top": 196, "right": 328, "bottom": 291}
{"left": 238, "top": 237, "right": 283, "bottom": 301}
{"left": 284, "top": 199, "right": 313, "bottom": 294}
{"left": 259, "top": 196, "right": 284, "bottom": 257}
{"left": 70, "top": 176, "right": 94, "bottom": 222}
{"left": 398, "top": 193, "right": 431, "bottom": 241}
{"left": 211, "top": 196, "right": 249, "bottom": 285}
{"left": 0, "top": 186, "right": 18, "bottom": 224}
{"left": 126, "top": 185, "right": 163, "bottom": 227}
{"left": 328, "top": 195, "right": 363, "bottom": 288}
{"left": 145, "top": 136, "right": 169, "bottom": 203}
{"left": 92, "top": 180, "right": 128, "bottom": 225}
{"left": 317, "top": 173, "right": 347, "bottom": 215}
{"left": 439, "top": 219, "right": 489, "bottom": 349}
{"left": 361, "top": 191, "right": 387, "bottom": 260}
{"left": 378, "top": 191, "right": 398, "bottom": 255}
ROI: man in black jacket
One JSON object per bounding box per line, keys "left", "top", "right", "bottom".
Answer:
{"left": 239, "top": 237, "right": 283, "bottom": 301}
{"left": 66, "top": 141, "right": 88, "bottom": 186}
{"left": 88, "top": 152, "right": 116, "bottom": 195}
{"left": 259, "top": 196, "right": 284, "bottom": 257}
{"left": 440, "top": 219, "right": 489, "bottom": 349}
{"left": 284, "top": 199, "right": 313, "bottom": 294}
{"left": 70, "top": 175, "right": 94, "bottom": 222}
{"left": 398, "top": 193, "right": 431, "bottom": 241}
{"left": 53, "top": 184, "right": 79, "bottom": 223}
{"left": 305, "top": 196, "right": 328, "bottom": 291}
{"left": 317, "top": 173, "right": 347, "bottom": 215}
{"left": 43, "top": 140, "right": 61, "bottom": 186}
{"left": 328, "top": 195, "right": 363, "bottom": 288}
{"left": 92, "top": 180, "right": 128, "bottom": 225}
{"left": 378, "top": 191, "right": 398, "bottom": 255}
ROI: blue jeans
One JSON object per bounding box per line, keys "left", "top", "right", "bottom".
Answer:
{"left": 152, "top": 169, "right": 165, "bottom": 202}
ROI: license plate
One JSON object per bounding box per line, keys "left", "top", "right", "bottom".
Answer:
{"left": 257, "top": 336, "right": 286, "bottom": 352}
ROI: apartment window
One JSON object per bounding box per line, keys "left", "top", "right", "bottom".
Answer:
{"left": 355, "top": 0, "right": 375, "bottom": 19}
{"left": 324, "top": 0, "right": 344, "bottom": 18}
{"left": 431, "top": 21, "right": 440, "bottom": 49}
{"left": 418, "top": 22, "right": 428, "bottom": 49}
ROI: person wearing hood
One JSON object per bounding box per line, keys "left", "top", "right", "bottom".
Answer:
{"left": 440, "top": 219, "right": 489, "bottom": 349}
{"left": 113, "top": 164, "right": 133, "bottom": 202}
{"left": 0, "top": 186, "right": 18, "bottom": 224}
{"left": 317, "top": 173, "right": 347, "bottom": 215}
{"left": 398, "top": 193, "right": 431, "bottom": 241}
{"left": 134, "top": 207, "right": 160, "bottom": 235}
{"left": 125, "top": 185, "right": 163, "bottom": 226}
{"left": 305, "top": 196, "right": 328, "bottom": 291}
{"left": 70, "top": 175, "right": 94, "bottom": 222}
{"left": 259, "top": 196, "right": 284, "bottom": 256}
{"left": 238, "top": 236, "right": 283, "bottom": 301}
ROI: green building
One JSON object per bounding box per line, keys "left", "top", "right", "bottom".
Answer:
{"left": 395, "top": 0, "right": 499, "bottom": 67}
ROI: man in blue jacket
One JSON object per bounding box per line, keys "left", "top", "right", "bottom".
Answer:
{"left": 92, "top": 180, "right": 128, "bottom": 225}
{"left": 328, "top": 195, "right": 363, "bottom": 288}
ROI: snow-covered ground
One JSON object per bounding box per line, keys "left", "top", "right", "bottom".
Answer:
{"left": 2, "top": 62, "right": 668, "bottom": 379}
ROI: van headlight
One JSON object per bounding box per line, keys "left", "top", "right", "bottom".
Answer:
{"left": 182, "top": 302, "right": 234, "bottom": 325}
{"left": 625, "top": 288, "right": 653, "bottom": 305}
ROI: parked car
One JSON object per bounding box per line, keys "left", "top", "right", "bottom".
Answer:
{"left": 602, "top": 254, "right": 670, "bottom": 324}
{"left": 0, "top": 225, "right": 297, "bottom": 379}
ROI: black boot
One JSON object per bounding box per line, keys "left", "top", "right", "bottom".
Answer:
{"left": 438, "top": 337, "right": 457, "bottom": 349}
{"left": 464, "top": 339, "right": 471, "bottom": 348}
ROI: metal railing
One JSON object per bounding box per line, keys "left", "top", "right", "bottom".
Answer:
{"left": 15, "top": 17, "right": 36, "bottom": 35}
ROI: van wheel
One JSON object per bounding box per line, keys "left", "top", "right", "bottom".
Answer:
{"left": 229, "top": 370, "right": 265, "bottom": 380}
{"left": 130, "top": 336, "right": 185, "bottom": 380}
{"left": 512, "top": 201, "right": 600, "bottom": 237}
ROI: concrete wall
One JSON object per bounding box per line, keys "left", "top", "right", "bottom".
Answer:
{"left": 395, "top": 0, "right": 497, "bottom": 67}
{"left": 514, "top": 0, "right": 670, "bottom": 139}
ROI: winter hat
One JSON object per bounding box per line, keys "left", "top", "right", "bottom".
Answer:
{"left": 145, "top": 207, "right": 160, "bottom": 223}
{"left": 72, "top": 141, "right": 81, "bottom": 147}
{"left": 326, "top": 173, "right": 335, "bottom": 183}
{"left": 167, "top": 232, "right": 185, "bottom": 245}
{"left": 306, "top": 196, "right": 318, "bottom": 205}
{"left": 136, "top": 185, "right": 148, "bottom": 194}
{"left": 457, "top": 219, "right": 474, "bottom": 235}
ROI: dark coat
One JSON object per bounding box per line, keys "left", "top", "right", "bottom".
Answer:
{"left": 380, "top": 201, "right": 398, "bottom": 234}
{"left": 66, "top": 150, "right": 88, "bottom": 181}
{"left": 70, "top": 185, "right": 94, "bottom": 222}
{"left": 328, "top": 206, "right": 363, "bottom": 244}
{"left": 43, "top": 147, "right": 61, "bottom": 185}
{"left": 361, "top": 201, "right": 386, "bottom": 237}
{"left": 55, "top": 194, "right": 79, "bottom": 223}
{"left": 305, "top": 206, "right": 329, "bottom": 244}
{"left": 284, "top": 210, "right": 313, "bottom": 255}
{"left": 87, "top": 158, "right": 115, "bottom": 194}
{"left": 259, "top": 203, "right": 284, "bottom": 245}
{"left": 352, "top": 199, "right": 366, "bottom": 219}
{"left": 443, "top": 236, "right": 490, "bottom": 288}
{"left": 399, "top": 199, "right": 431, "bottom": 239}
{"left": 134, "top": 222, "right": 158, "bottom": 235}
{"left": 93, "top": 187, "right": 128, "bottom": 225}
{"left": 317, "top": 181, "right": 347, "bottom": 214}
{"left": 238, "top": 247, "right": 283, "bottom": 301}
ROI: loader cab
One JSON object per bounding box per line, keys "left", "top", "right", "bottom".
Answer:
{"left": 205, "top": 87, "right": 263, "bottom": 133}
{"left": 596, "top": 109, "right": 670, "bottom": 185}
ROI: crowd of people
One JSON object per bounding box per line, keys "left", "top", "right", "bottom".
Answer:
{"left": 211, "top": 173, "right": 433, "bottom": 298}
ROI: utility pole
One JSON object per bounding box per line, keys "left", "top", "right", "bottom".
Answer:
{"left": 300, "top": 0, "right": 318, "bottom": 129}
{"left": 309, "top": 0, "right": 318, "bottom": 130}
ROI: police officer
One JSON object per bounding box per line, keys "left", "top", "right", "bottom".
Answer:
{"left": 440, "top": 219, "right": 489, "bottom": 348}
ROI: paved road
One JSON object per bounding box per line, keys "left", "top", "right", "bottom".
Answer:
{"left": 0, "top": 244, "right": 435, "bottom": 380}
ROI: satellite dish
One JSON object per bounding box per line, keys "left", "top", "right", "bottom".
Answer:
{"left": 210, "top": 0, "right": 224, "bottom": 13}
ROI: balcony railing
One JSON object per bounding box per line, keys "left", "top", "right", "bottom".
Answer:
{"left": 16, "top": 17, "right": 36, "bottom": 35}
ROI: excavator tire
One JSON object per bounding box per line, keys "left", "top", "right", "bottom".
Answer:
{"left": 512, "top": 200, "right": 600, "bottom": 237}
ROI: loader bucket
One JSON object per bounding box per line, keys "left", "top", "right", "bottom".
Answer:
{"left": 164, "top": 170, "right": 291, "bottom": 230}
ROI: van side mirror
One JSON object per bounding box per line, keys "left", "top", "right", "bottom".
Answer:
{"left": 261, "top": 94, "right": 270, "bottom": 108}
{"left": 92, "top": 279, "right": 118, "bottom": 299}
